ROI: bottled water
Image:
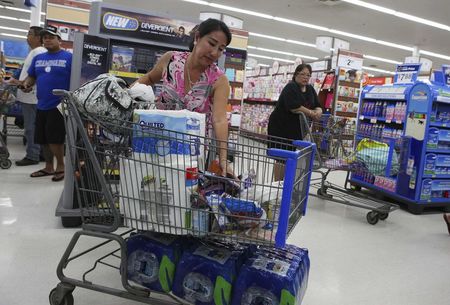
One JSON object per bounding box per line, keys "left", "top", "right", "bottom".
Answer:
{"left": 241, "top": 286, "right": 279, "bottom": 305}
{"left": 182, "top": 272, "right": 214, "bottom": 303}
{"left": 127, "top": 251, "right": 159, "bottom": 285}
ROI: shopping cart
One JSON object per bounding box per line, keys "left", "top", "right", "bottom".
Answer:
{"left": 301, "top": 113, "right": 401, "bottom": 225}
{"left": 0, "top": 84, "right": 17, "bottom": 169}
{"left": 49, "top": 89, "right": 315, "bottom": 305}
{"left": 0, "top": 83, "right": 25, "bottom": 145}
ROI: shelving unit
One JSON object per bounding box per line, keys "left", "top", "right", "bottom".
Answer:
{"left": 4, "top": 58, "right": 24, "bottom": 79}
{"left": 349, "top": 66, "right": 450, "bottom": 214}
{"left": 223, "top": 48, "right": 247, "bottom": 128}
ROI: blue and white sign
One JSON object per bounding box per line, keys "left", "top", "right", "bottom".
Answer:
{"left": 394, "top": 63, "right": 421, "bottom": 84}
{"left": 442, "top": 65, "right": 450, "bottom": 86}
{"left": 103, "top": 12, "right": 139, "bottom": 31}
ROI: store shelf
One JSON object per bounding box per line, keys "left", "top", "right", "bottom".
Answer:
{"left": 430, "top": 122, "right": 450, "bottom": 128}
{"left": 423, "top": 174, "right": 450, "bottom": 179}
{"left": 338, "top": 81, "right": 360, "bottom": 88}
{"left": 335, "top": 111, "right": 357, "bottom": 118}
{"left": 350, "top": 177, "right": 398, "bottom": 196}
{"left": 427, "top": 148, "right": 450, "bottom": 154}
{"left": 244, "top": 98, "right": 277, "bottom": 105}
{"left": 337, "top": 96, "right": 359, "bottom": 103}
{"left": 228, "top": 99, "right": 242, "bottom": 105}
{"left": 359, "top": 116, "right": 404, "bottom": 125}
{"left": 436, "top": 96, "right": 450, "bottom": 104}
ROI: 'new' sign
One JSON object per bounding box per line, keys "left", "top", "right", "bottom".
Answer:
{"left": 103, "top": 12, "right": 139, "bottom": 31}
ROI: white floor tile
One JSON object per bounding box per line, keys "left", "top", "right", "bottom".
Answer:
{"left": 1, "top": 137, "right": 449, "bottom": 305}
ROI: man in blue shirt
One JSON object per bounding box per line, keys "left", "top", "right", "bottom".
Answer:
{"left": 21, "top": 25, "right": 72, "bottom": 182}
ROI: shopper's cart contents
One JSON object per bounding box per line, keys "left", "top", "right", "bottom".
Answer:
{"left": 51, "top": 79, "right": 315, "bottom": 305}
{"left": 172, "top": 241, "right": 245, "bottom": 304}
{"left": 127, "top": 232, "right": 186, "bottom": 293}
{"left": 231, "top": 245, "right": 309, "bottom": 305}
{"left": 303, "top": 114, "right": 400, "bottom": 224}
{"left": 1, "top": 83, "right": 24, "bottom": 143}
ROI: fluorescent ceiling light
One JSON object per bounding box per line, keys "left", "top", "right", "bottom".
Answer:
{"left": 248, "top": 45, "right": 318, "bottom": 60}
{"left": 248, "top": 53, "right": 295, "bottom": 64}
{"left": 363, "top": 55, "right": 402, "bottom": 65}
{"left": 1, "top": 5, "right": 46, "bottom": 15}
{"left": 362, "top": 66, "right": 395, "bottom": 75}
{"left": 250, "top": 32, "right": 402, "bottom": 64}
{"left": 273, "top": 17, "right": 329, "bottom": 32}
{"left": 375, "top": 40, "right": 413, "bottom": 51}
{"left": 249, "top": 32, "right": 316, "bottom": 48}
{"left": 0, "top": 15, "right": 18, "bottom": 21}
{"left": 182, "top": 0, "right": 209, "bottom": 4}
{"left": 419, "top": 50, "right": 450, "bottom": 61}
{"left": 209, "top": 3, "right": 273, "bottom": 19}
{"left": 248, "top": 53, "right": 273, "bottom": 60}
{"left": 286, "top": 39, "right": 316, "bottom": 48}
{"left": 0, "top": 26, "right": 28, "bottom": 33}
{"left": 341, "top": 0, "right": 450, "bottom": 32}
{"left": 180, "top": 0, "right": 450, "bottom": 61}
{"left": 181, "top": 0, "right": 411, "bottom": 52}
{"left": 273, "top": 57, "right": 295, "bottom": 63}
{"left": 1, "top": 33, "right": 27, "bottom": 39}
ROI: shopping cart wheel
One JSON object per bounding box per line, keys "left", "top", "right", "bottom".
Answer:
{"left": 49, "top": 288, "right": 74, "bottom": 305}
{"left": 378, "top": 213, "right": 389, "bottom": 221}
{"left": 0, "top": 159, "right": 12, "bottom": 169}
{"left": 366, "top": 211, "right": 379, "bottom": 225}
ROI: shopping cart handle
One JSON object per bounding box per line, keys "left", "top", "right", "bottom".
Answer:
{"left": 53, "top": 89, "right": 69, "bottom": 96}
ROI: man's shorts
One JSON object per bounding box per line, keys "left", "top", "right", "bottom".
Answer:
{"left": 34, "top": 108, "right": 66, "bottom": 144}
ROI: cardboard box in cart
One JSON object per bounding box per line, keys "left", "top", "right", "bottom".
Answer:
{"left": 119, "top": 109, "right": 206, "bottom": 234}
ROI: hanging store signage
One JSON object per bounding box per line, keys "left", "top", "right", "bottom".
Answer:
{"left": 394, "top": 63, "right": 421, "bottom": 84}
{"left": 80, "top": 34, "right": 110, "bottom": 84}
{"left": 337, "top": 49, "right": 363, "bottom": 70}
{"left": 442, "top": 65, "right": 450, "bottom": 86}
{"left": 99, "top": 8, "right": 197, "bottom": 47}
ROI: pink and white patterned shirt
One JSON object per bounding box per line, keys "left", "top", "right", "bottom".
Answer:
{"left": 160, "top": 51, "right": 224, "bottom": 125}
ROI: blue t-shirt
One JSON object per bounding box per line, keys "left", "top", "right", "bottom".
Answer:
{"left": 28, "top": 50, "right": 72, "bottom": 110}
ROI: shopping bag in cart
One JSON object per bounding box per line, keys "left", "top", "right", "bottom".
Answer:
{"left": 0, "top": 84, "right": 17, "bottom": 112}
{"left": 70, "top": 73, "right": 134, "bottom": 133}
{"left": 356, "top": 138, "right": 399, "bottom": 176}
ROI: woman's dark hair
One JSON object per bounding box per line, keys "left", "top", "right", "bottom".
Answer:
{"left": 292, "top": 63, "right": 312, "bottom": 81}
{"left": 189, "top": 18, "right": 232, "bottom": 51}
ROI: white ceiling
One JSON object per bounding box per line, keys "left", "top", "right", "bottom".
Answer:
{"left": 1, "top": 0, "right": 449, "bottom": 75}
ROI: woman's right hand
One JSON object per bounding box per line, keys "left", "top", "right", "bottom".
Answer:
{"left": 309, "top": 109, "right": 321, "bottom": 121}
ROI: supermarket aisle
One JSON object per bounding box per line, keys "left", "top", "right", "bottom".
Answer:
{"left": 1, "top": 137, "right": 449, "bottom": 305}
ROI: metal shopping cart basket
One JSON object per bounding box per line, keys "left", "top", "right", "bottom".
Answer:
{"left": 49, "top": 89, "right": 315, "bottom": 305}
{"left": 0, "top": 84, "right": 18, "bottom": 169}
{"left": 0, "top": 83, "right": 25, "bottom": 145}
{"left": 301, "top": 113, "right": 401, "bottom": 225}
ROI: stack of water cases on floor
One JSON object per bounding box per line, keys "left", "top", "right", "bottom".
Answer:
{"left": 350, "top": 65, "right": 450, "bottom": 214}
{"left": 127, "top": 232, "right": 310, "bottom": 305}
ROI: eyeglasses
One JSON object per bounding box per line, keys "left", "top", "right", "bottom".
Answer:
{"left": 297, "top": 73, "right": 311, "bottom": 78}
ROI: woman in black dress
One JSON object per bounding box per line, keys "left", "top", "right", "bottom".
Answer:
{"left": 268, "top": 63, "right": 322, "bottom": 180}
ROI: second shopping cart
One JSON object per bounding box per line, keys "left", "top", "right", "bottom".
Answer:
{"left": 301, "top": 113, "right": 401, "bottom": 224}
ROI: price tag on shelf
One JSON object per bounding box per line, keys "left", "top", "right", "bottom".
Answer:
{"left": 396, "top": 72, "right": 414, "bottom": 84}
{"left": 359, "top": 115, "right": 364, "bottom": 120}
{"left": 396, "top": 120, "right": 403, "bottom": 124}
{"left": 394, "top": 63, "right": 421, "bottom": 84}
{"left": 385, "top": 119, "right": 392, "bottom": 123}
{"left": 370, "top": 118, "right": 377, "bottom": 123}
